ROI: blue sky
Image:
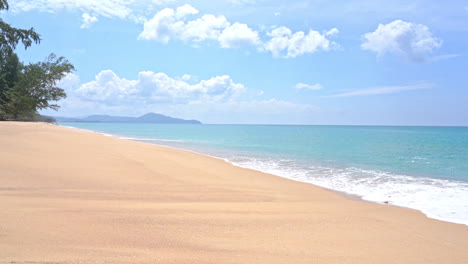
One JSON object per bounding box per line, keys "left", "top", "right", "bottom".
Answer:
{"left": 3, "top": 0, "right": 468, "bottom": 125}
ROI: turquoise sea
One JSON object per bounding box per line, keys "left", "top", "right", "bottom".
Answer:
{"left": 60, "top": 123, "right": 468, "bottom": 225}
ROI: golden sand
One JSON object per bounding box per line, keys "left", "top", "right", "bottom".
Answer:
{"left": 0, "top": 122, "right": 467, "bottom": 264}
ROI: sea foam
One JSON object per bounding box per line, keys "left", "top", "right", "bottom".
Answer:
{"left": 229, "top": 156, "right": 468, "bottom": 225}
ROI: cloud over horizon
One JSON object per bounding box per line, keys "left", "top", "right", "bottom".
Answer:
{"left": 327, "top": 82, "right": 434, "bottom": 97}
{"left": 74, "top": 69, "right": 246, "bottom": 104}
{"left": 51, "top": 71, "right": 319, "bottom": 123}
{"left": 10, "top": 0, "right": 467, "bottom": 125}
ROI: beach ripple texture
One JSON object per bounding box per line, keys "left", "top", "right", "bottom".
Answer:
{"left": 61, "top": 123, "right": 468, "bottom": 225}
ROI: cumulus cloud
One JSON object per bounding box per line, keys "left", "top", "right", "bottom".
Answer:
{"left": 139, "top": 4, "right": 336, "bottom": 57}
{"left": 74, "top": 70, "right": 245, "bottom": 104}
{"left": 48, "top": 70, "right": 319, "bottom": 124}
{"left": 12, "top": 1, "right": 340, "bottom": 58}
{"left": 264, "top": 27, "right": 339, "bottom": 58}
{"left": 295, "top": 83, "right": 323, "bottom": 90}
{"left": 327, "top": 81, "right": 434, "bottom": 98}
{"left": 361, "top": 20, "right": 442, "bottom": 63}
{"left": 139, "top": 5, "right": 260, "bottom": 49}
{"left": 218, "top": 22, "right": 261, "bottom": 48}
{"left": 81, "top": 13, "right": 98, "bottom": 28}
{"left": 180, "top": 74, "right": 192, "bottom": 81}
{"left": 175, "top": 4, "right": 199, "bottom": 18}
{"left": 179, "top": 14, "right": 230, "bottom": 42}
{"left": 58, "top": 73, "right": 81, "bottom": 92}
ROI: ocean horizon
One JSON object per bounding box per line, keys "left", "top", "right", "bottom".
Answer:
{"left": 59, "top": 122, "right": 468, "bottom": 225}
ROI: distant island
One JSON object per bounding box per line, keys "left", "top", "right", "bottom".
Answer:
{"left": 52, "top": 113, "right": 202, "bottom": 124}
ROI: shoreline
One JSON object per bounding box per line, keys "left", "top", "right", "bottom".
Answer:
{"left": 1, "top": 121, "right": 467, "bottom": 263}
{"left": 57, "top": 125, "right": 393, "bottom": 204}
{"left": 58, "top": 122, "right": 467, "bottom": 226}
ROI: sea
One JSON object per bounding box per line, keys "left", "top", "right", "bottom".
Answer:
{"left": 59, "top": 123, "right": 468, "bottom": 225}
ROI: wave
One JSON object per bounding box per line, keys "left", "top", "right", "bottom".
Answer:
{"left": 118, "top": 136, "right": 184, "bottom": 142}
{"left": 228, "top": 156, "right": 468, "bottom": 225}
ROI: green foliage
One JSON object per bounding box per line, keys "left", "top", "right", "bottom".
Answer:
{"left": 0, "top": 1, "right": 41, "bottom": 57}
{"left": 0, "top": 0, "right": 73, "bottom": 121}
{"left": 0, "top": 0, "right": 8, "bottom": 11}
{"left": 19, "top": 54, "right": 73, "bottom": 111}
{"left": 0, "top": 54, "right": 74, "bottom": 120}
{"left": 0, "top": 52, "right": 19, "bottom": 102}
{"left": 34, "top": 114, "right": 56, "bottom": 123}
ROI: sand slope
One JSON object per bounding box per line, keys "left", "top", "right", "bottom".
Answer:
{"left": 0, "top": 122, "right": 467, "bottom": 264}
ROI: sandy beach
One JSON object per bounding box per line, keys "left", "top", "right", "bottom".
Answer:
{"left": 0, "top": 121, "right": 467, "bottom": 264}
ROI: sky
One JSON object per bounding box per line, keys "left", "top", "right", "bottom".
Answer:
{"left": 3, "top": 0, "right": 468, "bottom": 125}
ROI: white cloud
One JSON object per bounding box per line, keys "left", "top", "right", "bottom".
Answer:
{"left": 49, "top": 70, "right": 319, "bottom": 124}
{"left": 80, "top": 13, "right": 98, "bottom": 28}
{"left": 138, "top": 8, "right": 179, "bottom": 43}
{"left": 139, "top": 4, "right": 338, "bottom": 57}
{"left": 138, "top": 4, "right": 261, "bottom": 49}
{"left": 264, "top": 27, "right": 339, "bottom": 58}
{"left": 223, "top": 99, "right": 318, "bottom": 114}
{"left": 13, "top": 1, "right": 340, "bottom": 58}
{"left": 138, "top": 6, "right": 228, "bottom": 43}
{"left": 12, "top": 0, "right": 133, "bottom": 19}
{"left": 58, "top": 73, "right": 81, "bottom": 92}
{"left": 429, "top": 54, "right": 462, "bottom": 62}
{"left": 295, "top": 83, "right": 323, "bottom": 90}
{"left": 327, "top": 82, "right": 434, "bottom": 98}
{"left": 74, "top": 70, "right": 245, "bottom": 104}
{"left": 175, "top": 4, "right": 199, "bottom": 18}
{"left": 180, "top": 74, "right": 191, "bottom": 81}
{"left": 361, "top": 20, "right": 442, "bottom": 63}
{"left": 179, "top": 14, "right": 230, "bottom": 42}
{"left": 219, "top": 22, "right": 261, "bottom": 48}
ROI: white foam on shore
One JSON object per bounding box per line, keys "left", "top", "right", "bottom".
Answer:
{"left": 60, "top": 125, "right": 109, "bottom": 135}
{"left": 229, "top": 157, "right": 468, "bottom": 226}
{"left": 119, "top": 137, "right": 184, "bottom": 142}
{"left": 59, "top": 126, "right": 184, "bottom": 142}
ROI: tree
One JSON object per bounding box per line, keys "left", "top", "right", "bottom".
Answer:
{"left": 0, "top": 0, "right": 73, "bottom": 121}
{"left": 0, "top": 54, "right": 74, "bottom": 120}
{"left": 0, "top": 0, "right": 40, "bottom": 57}
{"left": 0, "top": 52, "right": 19, "bottom": 103}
